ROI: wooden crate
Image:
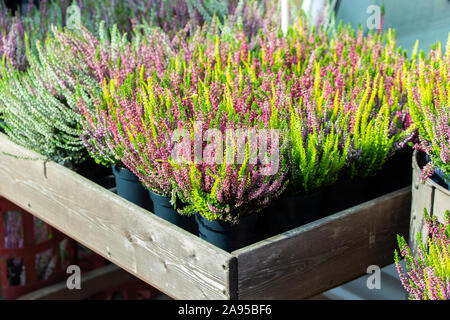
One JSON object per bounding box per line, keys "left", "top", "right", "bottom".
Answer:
{"left": 409, "top": 151, "right": 449, "bottom": 255}
{"left": 0, "top": 132, "right": 411, "bottom": 300}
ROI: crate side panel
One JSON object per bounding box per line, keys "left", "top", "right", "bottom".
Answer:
{"left": 235, "top": 187, "right": 411, "bottom": 300}
{"left": 0, "top": 134, "right": 233, "bottom": 300}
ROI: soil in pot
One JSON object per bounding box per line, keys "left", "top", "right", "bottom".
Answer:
{"left": 195, "top": 214, "right": 259, "bottom": 252}
{"left": 112, "top": 165, "right": 154, "bottom": 212}
{"left": 148, "top": 190, "right": 197, "bottom": 235}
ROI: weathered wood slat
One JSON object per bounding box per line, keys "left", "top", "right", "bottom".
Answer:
{"left": 234, "top": 187, "right": 411, "bottom": 300}
{"left": 433, "top": 186, "right": 450, "bottom": 222}
{"left": 410, "top": 151, "right": 450, "bottom": 256}
{"left": 409, "top": 156, "right": 434, "bottom": 254}
{"left": 0, "top": 133, "right": 235, "bottom": 300}
{"left": 18, "top": 264, "right": 136, "bottom": 300}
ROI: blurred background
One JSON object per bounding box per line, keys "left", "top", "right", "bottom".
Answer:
{"left": 335, "top": 0, "right": 450, "bottom": 53}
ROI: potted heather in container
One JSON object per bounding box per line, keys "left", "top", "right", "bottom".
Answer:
{"left": 407, "top": 38, "right": 450, "bottom": 190}
{"left": 259, "top": 21, "right": 415, "bottom": 230}
{"left": 395, "top": 209, "right": 449, "bottom": 300}
{"left": 164, "top": 35, "right": 289, "bottom": 251}
{"left": 88, "top": 71, "right": 198, "bottom": 234}
{"left": 285, "top": 25, "right": 415, "bottom": 213}
{"left": 74, "top": 24, "right": 176, "bottom": 210}
{"left": 94, "top": 27, "right": 290, "bottom": 248}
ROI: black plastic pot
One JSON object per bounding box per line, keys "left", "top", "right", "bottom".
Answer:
{"left": 278, "top": 190, "right": 323, "bottom": 232}
{"left": 322, "top": 177, "right": 372, "bottom": 216}
{"left": 112, "top": 165, "right": 153, "bottom": 212}
{"left": 373, "top": 148, "right": 414, "bottom": 197}
{"left": 425, "top": 154, "right": 450, "bottom": 190}
{"left": 148, "top": 190, "right": 197, "bottom": 234}
{"left": 195, "top": 214, "right": 259, "bottom": 252}
{"left": 435, "top": 168, "right": 450, "bottom": 190}
{"left": 258, "top": 189, "right": 324, "bottom": 238}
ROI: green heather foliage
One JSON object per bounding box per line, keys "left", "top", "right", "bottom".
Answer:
{"left": 0, "top": 28, "right": 91, "bottom": 163}
{"left": 288, "top": 95, "right": 351, "bottom": 194}
{"left": 0, "top": 56, "right": 84, "bottom": 163}
{"left": 406, "top": 35, "right": 450, "bottom": 182}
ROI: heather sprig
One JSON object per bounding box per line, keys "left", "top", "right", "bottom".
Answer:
{"left": 395, "top": 209, "right": 450, "bottom": 300}
{"left": 406, "top": 35, "right": 450, "bottom": 183}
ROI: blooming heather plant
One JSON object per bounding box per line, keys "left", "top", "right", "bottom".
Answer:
{"left": 85, "top": 28, "right": 290, "bottom": 222}
{"left": 161, "top": 33, "right": 289, "bottom": 222}
{"left": 395, "top": 209, "right": 450, "bottom": 300}
{"left": 168, "top": 79, "right": 289, "bottom": 222}
{"left": 0, "top": 5, "right": 27, "bottom": 71}
{"left": 0, "top": 56, "right": 85, "bottom": 163}
{"left": 406, "top": 36, "right": 450, "bottom": 184}
{"left": 283, "top": 23, "right": 415, "bottom": 181}
{"left": 0, "top": 21, "right": 176, "bottom": 164}
{"left": 288, "top": 91, "right": 351, "bottom": 194}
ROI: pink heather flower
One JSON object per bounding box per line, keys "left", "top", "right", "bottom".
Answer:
{"left": 395, "top": 209, "right": 449, "bottom": 300}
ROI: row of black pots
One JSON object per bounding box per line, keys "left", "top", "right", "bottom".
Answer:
{"left": 112, "top": 165, "right": 256, "bottom": 252}
{"left": 258, "top": 149, "right": 415, "bottom": 238}
{"left": 111, "top": 165, "right": 154, "bottom": 212}
{"left": 72, "top": 148, "right": 416, "bottom": 253}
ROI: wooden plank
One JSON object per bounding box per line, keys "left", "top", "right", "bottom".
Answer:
{"left": 0, "top": 133, "right": 234, "bottom": 300}
{"left": 234, "top": 187, "right": 411, "bottom": 300}
{"left": 17, "top": 264, "right": 136, "bottom": 300}
{"left": 432, "top": 185, "right": 450, "bottom": 223}
{"left": 409, "top": 154, "right": 433, "bottom": 254}
{"left": 410, "top": 150, "right": 449, "bottom": 256}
